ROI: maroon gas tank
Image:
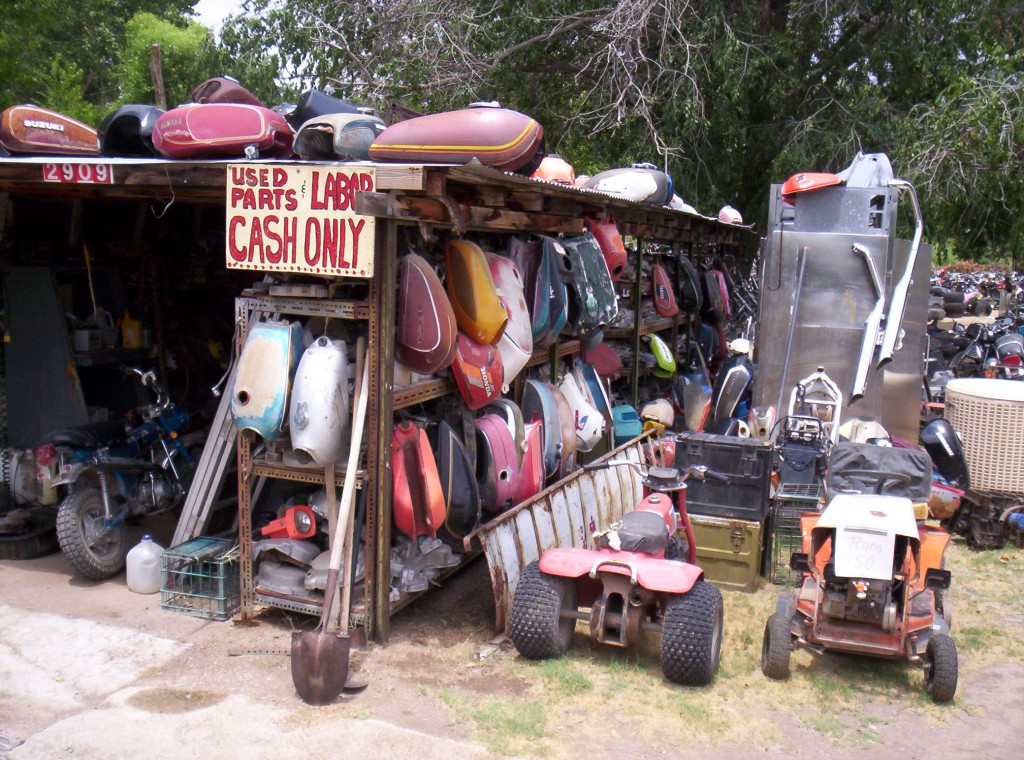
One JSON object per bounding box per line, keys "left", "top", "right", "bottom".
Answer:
{"left": 396, "top": 254, "right": 457, "bottom": 374}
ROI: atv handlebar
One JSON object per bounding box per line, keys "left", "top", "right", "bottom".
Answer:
{"left": 583, "top": 459, "right": 730, "bottom": 485}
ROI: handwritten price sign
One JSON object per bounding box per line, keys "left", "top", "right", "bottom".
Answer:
{"left": 834, "top": 526, "right": 896, "bottom": 581}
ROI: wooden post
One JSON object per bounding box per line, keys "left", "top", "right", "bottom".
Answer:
{"left": 149, "top": 44, "right": 166, "bottom": 110}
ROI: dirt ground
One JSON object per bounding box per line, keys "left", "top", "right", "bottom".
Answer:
{"left": 1, "top": 516, "right": 1021, "bottom": 760}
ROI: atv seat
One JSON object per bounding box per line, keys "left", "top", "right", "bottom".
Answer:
{"left": 44, "top": 420, "right": 128, "bottom": 448}
{"left": 598, "top": 510, "right": 668, "bottom": 555}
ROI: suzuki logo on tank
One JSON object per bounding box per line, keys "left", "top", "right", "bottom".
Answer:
{"left": 225, "top": 164, "right": 376, "bottom": 277}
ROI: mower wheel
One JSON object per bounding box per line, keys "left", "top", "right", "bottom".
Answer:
{"left": 660, "top": 580, "right": 723, "bottom": 686}
{"left": 924, "top": 633, "right": 958, "bottom": 703}
{"left": 761, "top": 613, "right": 792, "bottom": 680}
{"left": 509, "top": 560, "right": 578, "bottom": 660}
{"left": 56, "top": 488, "right": 128, "bottom": 580}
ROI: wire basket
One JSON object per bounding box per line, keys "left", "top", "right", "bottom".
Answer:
{"left": 946, "top": 378, "right": 1024, "bottom": 494}
{"left": 768, "top": 485, "right": 823, "bottom": 585}
{"left": 160, "top": 537, "right": 240, "bottom": 621}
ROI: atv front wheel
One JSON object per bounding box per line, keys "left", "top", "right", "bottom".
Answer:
{"left": 660, "top": 580, "right": 724, "bottom": 686}
{"left": 761, "top": 613, "right": 793, "bottom": 680}
{"left": 509, "top": 560, "right": 578, "bottom": 659}
{"left": 56, "top": 488, "right": 128, "bottom": 580}
{"left": 924, "top": 633, "right": 958, "bottom": 703}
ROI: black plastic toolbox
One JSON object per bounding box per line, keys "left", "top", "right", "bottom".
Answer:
{"left": 674, "top": 432, "right": 773, "bottom": 521}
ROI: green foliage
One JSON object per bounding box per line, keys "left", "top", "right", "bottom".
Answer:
{"left": 115, "top": 14, "right": 217, "bottom": 107}
{"left": 39, "top": 57, "right": 102, "bottom": 126}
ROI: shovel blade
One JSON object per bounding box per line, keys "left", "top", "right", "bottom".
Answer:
{"left": 291, "top": 630, "right": 352, "bottom": 705}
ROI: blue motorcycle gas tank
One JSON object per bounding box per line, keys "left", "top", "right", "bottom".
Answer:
{"left": 232, "top": 320, "right": 304, "bottom": 440}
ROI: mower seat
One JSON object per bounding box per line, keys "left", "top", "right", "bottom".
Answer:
{"left": 44, "top": 420, "right": 128, "bottom": 448}
{"left": 598, "top": 510, "right": 668, "bottom": 555}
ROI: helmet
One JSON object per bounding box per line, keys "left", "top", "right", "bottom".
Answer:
{"left": 718, "top": 205, "right": 742, "bottom": 224}
{"left": 670, "top": 195, "right": 698, "bottom": 214}
{"left": 727, "top": 338, "right": 751, "bottom": 356}
{"left": 532, "top": 154, "right": 575, "bottom": 184}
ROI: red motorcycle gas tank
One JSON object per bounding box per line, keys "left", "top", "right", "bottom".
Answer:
{"left": 396, "top": 253, "right": 457, "bottom": 374}
{"left": 651, "top": 262, "right": 679, "bottom": 317}
{"left": 445, "top": 240, "right": 508, "bottom": 345}
{"left": 153, "top": 103, "right": 294, "bottom": 159}
{"left": 581, "top": 341, "right": 622, "bottom": 378}
{"left": 636, "top": 492, "right": 676, "bottom": 533}
{"left": 369, "top": 106, "right": 544, "bottom": 172}
{"left": 710, "top": 269, "right": 731, "bottom": 319}
{"left": 474, "top": 413, "right": 519, "bottom": 514}
{"left": 192, "top": 76, "right": 264, "bottom": 106}
{"left": 515, "top": 420, "right": 545, "bottom": 504}
{"left": 585, "top": 217, "right": 627, "bottom": 281}
{"left": 0, "top": 105, "right": 99, "bottom": 156}
{"left": 539, "top": 547, "right": 702, "bottom": 593}
{"left": 451, "top": 333, "right": 503, "bottom": 410}
{"left": 391, "top": 421, "right": 446, "bottom": 539}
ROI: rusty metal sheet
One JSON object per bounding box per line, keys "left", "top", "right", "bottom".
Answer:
{"left": 464, "top": 432, "right": 653, "bottom": 631}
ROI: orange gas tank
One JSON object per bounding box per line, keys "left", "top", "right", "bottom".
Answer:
{"left": 445, "top": 240, "right": 508, "bottom": 345}
{"left": 392, "top": 421, "right": 446, "bottom": 539}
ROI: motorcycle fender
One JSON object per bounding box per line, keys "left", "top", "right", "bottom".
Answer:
{"left": 539, "top": 547, "right": 703, "bottom": 593}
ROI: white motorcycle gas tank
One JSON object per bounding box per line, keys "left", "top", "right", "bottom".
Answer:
{"left": 488, "top": 253, "right": 533, "bottom": 391}
{"left": 231, "top": 320, "right": 304, "bottom": 440}
{"left": 289, "top": 337, "right": 350, "bottom": 465}
{"left": 558, "top": 372, "right": 605, "bottom": 452}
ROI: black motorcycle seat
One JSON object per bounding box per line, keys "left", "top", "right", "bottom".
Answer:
{"left": 44, "top": 420, "right": 128, "bottom": 448}
{"left": 598, "top": 510, "right": 668, "bottom": 555}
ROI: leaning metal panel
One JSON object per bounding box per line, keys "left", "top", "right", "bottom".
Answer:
{"left": 464, "top": 433, "right": 651, "bottom": 632}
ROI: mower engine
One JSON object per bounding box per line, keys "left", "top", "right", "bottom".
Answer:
{"left": 822, "top": 575, "right": 898, "bottom": 631}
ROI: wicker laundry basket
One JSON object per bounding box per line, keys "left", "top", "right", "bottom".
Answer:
{"left": 945, "top": 378, "right": 1024, "bottom": 494}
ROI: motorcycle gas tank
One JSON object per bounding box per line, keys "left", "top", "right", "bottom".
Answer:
{"left": 577, "top": 362, "right": 613, "bottom": 421}
{"left": 647, "top": 333, "right": 676, "bottom": 378}
{"left": 445, "top": 240, "right": 508, "bottom": 345}
{"left": 1, "top": 105, "right": 99, "bottom": 156}
{"left": 555, "top": 233, "right": 619, "bottom": 338}
{"left": 522, "top": 379, "right": 562, "bottom": 480}
{"left": 583, "top": 166, "right": 674, "bottom": 205}
{"left": 485, "top": 398, "right": 527, "bottom": 467}
{"left": 289, "top": 337, "right": 349, "bottom": 466}
{"left": 396, "top": 253, "right": 457, "bottom": 374}
{"left": 474, "top": 414, "right": 519, "bottom": 514}
{"left": 710, "top": 353, "right": 754, "bottom": 423}
{"left": 612, "top": 404, "right": 644, "bottom": 446}
{"left": 637, "top": 492, "right": 677, "bottom": 534}
{"left": 585, "top": 217, "right": 627, "bottom": 281}
{"left": 515, "top": 420, "right": 545, "bottom": 504}
{"left": 919, "top": 419, "right": 970, "bottom": 490}
{"left": 368, "top": 106, "right": 545, "bottom": 172}
{"left": 487, "top": 253, "right": 533, "bottom": 389}
{"left": 392, "top": 421, "right": 445, "bottom": 539}
{"left": 232, "top": 320, "right": 304, "bottom": 440}
{"left": 153, "top": 103, "right": 294, "bottom": 159}
{"left": 651, "top": 263, "right": 679, "bottom": 317}
{"left": 293, "top": 112, "right": 386, "bottom": 161}
{"left": 99, "top": 104, "right": 164, "bottom": 157}
{"left": 549, "top": 382, "right": 578, "bottom": 477}
{"left": 677, "top": 256, "right": 703, "bottom": 312}
{"left": 528, "top": 238, "right": 570, "bottom": 349}
{"left": 558, "top": 372, "right": 605, "bottom": 453}
{"left": 581, "top": 341, "right": 622, "bottom": 378}
{"left": 539, "top": 547, "right": 702, "bottom": 593}
{"left": 451, "top": 333, "right": 504, "bottom": 410}
{"left": 433, "top": 421, "right": 481, "bottom": 543}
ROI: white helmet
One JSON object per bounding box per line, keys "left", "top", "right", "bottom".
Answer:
{"left": 718, "top": 205, "right": 743, "bottom": 224}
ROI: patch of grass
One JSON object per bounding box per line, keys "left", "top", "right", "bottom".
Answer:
{"left": 802, "top": 711, "right": 844, "bottom": 738}
{"left": 437, "top": 688, "right": 551, "bottom": 756}
{"left": 539, "top": 658, "right": 593, "bottom": 695}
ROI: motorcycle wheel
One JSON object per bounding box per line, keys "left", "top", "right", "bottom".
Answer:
{"left": 56, "top": 488, "right": 128, "bottom": 580}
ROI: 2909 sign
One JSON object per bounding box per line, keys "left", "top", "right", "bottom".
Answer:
{"left": 42, "top": 163, "right": 115, "bottom": 184}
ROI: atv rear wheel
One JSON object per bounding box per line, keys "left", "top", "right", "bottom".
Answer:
{"left": 56, "top": 488, "right": 128, "bottom": 580}
{"left": 761, "top": 613, "right": 793, "bottom": 680}
{"left": 924, "top": 633, "right": 958, "bottom": 703}
{"left": 660, "top": 580, "right": 724, "bottom": 686}
{"left": 509, "top": 560, "right": 578, "bottom": 659}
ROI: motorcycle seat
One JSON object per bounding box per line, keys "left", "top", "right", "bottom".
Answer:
{"left": 598, "top": 510, "right": 668, "bottom": 555}
{"left": 44, "top": 420, "right": 128, "bottom": 448}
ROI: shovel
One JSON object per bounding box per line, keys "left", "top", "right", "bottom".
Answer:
{"left": 291, "top": 340, "right": 370, "bottom": 705}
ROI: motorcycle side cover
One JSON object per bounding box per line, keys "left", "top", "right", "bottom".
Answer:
{"left": 153, "top": 104, "right": 294, "bottom": 159}
{"left": 651, "top": 262, "right": 680, "bottom": 317}
{"left": 369, "top": 106, "right": 545, "bottom": 172}
{"left": 98, "top": 105, "right": 164, "bottom": 157}
{"left": 232, "top": 320, "right": 304, "bottom": 440}
{"left": 648, "top": 334, "right": 676, "bottom": 378}
{"left": 585, "top": 217, "right": 628, "bottom": 281}
{"left": 555, "top": 233, "right": 619, "bottom": 339}
{"left": 487, "top": 253, "right": 533, "bottom": 389}
{"left": 289, "top": 337, "right": 350, "bottom": 465}
{"left": 515, "top": 420, "right": 545, "bottom": 504}
{"left": 451, "top": 333, "right": 503, "bottom": 410}
{"left": 0, "top": 105, "right": 99, "bottom": 156}
{"left": 396, "top": 253, "right": 458, "bottom": 374}
{"left": 474, "top": 414, "right": 520, "bottom": 515}
{"left": 445, "top": 240, "right": 508, "bottom": 345}
{"left": 392, "top": 421, "right": 446, "bottom": 539}
{"left": 677, "top": 256, "right": 703, "bottom": 312}
{"left": 919, "top": 419, "right": 970, "bottom": 490}
{"left": 293, "top": 112, "right": 386, "bottom": 161}
{"left": 433, "top": 421, "right": 481, "bottom": 543}
{"left": 522, "top": 379, "right": 562, "bottom": 480}
{"left": 558, "top": 372, "right": 605, "bottom": 453}
{"left": 710, "top": 353, "right": 754, "bottom": 423}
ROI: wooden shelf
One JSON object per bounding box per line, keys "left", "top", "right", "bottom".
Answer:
{"left": 604, "top": 315, "right": 681, "bottom": 339}
{"left": 394, "top": 377, "right": 457, "bottom": 408}
{"left": 525, "top": 339, "right": 581, "bottom": 369}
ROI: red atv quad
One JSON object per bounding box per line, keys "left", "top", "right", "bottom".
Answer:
{"left": 509, "top": 460, "right": 726, "bottom": 686}
{"left": 761, "top": 442, "right": 958, "bottom": 703}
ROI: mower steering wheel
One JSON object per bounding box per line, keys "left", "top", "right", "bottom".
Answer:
{"left": 837, "top": 468, "right": 912, "bottom": 495}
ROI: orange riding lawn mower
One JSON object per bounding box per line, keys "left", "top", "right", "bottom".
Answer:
{"left": 761, "top": 442, "right": 958, "bottom": 703}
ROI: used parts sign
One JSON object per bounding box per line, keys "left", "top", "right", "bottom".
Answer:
{"left": 225, "top": 164, "right": 376, "bottom": 277}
